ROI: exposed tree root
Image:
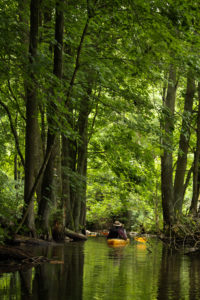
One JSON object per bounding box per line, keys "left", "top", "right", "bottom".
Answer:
{"left": 159, "top": 221, "right": 200, "bottom": 254}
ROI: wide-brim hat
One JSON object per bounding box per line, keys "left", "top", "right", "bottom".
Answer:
{"left": 113, "top": 220, "right": 122, "bottom": 227}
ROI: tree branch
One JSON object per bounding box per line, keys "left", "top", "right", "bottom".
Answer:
{"left": 88, "top": 87, "right": 101, "bottom": 143}
{"left": 183, "top": 163, "right": 193, "bottom": 197}
{"left": 0, "top": 100, "right": 25, "bottom": 167}
{"left": 65, "top": 16, "right": 90, "bottom": 103}
{"left": 7, "top": 79, "right": 26, "bottom": 121}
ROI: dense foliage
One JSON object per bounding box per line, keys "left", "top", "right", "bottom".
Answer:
{"left": 0, "top": 0, "right": 200, "bottom": 241}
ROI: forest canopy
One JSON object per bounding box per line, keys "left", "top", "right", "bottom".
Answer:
{"left": 0, "top": 0, "right": 200, "bottom": 241}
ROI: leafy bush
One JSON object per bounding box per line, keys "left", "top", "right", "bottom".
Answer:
{"left": 0, "top": 170, "right": 24, "bottom": 242}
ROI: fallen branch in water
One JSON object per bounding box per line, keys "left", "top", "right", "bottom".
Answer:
{"left": 0, "top": 244, "right": 50, "bottom": 273}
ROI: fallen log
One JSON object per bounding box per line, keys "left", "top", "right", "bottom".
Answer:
{"left": 65, "top": 228, "right": 87, "bottom": 241}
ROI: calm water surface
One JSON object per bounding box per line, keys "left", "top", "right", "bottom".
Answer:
{"left": 0, "top": 237, "right": 200, "bottom": 300}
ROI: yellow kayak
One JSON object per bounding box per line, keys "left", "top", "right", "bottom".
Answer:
{"left": 134, "top": 237, "right": 147, "bottom": 243}
{"left": 107, "top": 238, "right": 130, "bottom": 247}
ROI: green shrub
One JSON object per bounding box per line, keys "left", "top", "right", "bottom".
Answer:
{"left": 0, "top": 170, "right": 24, "bottom": 242}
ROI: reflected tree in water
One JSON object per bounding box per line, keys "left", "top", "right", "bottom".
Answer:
{"left": 189, "top": 256, "right": 200, "bottom": 300}
{"left": 157, "top": 247, "right": 181, "bottom": 300}
{"left": 18, "top": 243, "right": 85, "bottom": 300}
{"left": 20, "top": 269, "right": 32, "bottom": 299}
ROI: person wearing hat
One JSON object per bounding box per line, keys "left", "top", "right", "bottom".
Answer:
{"left": 107, "top": 220, "right": 127, "bottom": 240}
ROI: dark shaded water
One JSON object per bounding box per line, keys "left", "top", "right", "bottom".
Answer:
{"left": 1, "top": 237, "right": 200, "bottom": 299}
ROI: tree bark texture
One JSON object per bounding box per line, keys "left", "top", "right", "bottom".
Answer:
{"left": 173, "top": 73, "right": 195, "bottom": 215}
{"left": 161, "top": 65, "right": 177, "bottom": 229}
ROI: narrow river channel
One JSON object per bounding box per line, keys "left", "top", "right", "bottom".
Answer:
{"left": 1, "top": 237, "right": 200, "bottom": 299}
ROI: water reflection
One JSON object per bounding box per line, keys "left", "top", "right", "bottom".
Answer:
{"left": 29, "top": 242, "right": 84, "bottom": 300}
{"left": 157, "top": 247, "right": 182, "bottom": 300}
{"left": 0, "top": 242, "right": 85, "bottom": 300}
{"left": 20, "top": 269, "right": 32, "bottom": 299}
{"left": 188, "top": 255, "right": 200, "bottom": 300}
{"left": 82, "top": 238, "right": 160, "bottom": 300}
{"left": 1, "top": 238, "right": 200, "bottom": 299}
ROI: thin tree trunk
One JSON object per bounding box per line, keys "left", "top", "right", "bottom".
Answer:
{"left": 0, "top": 100, "right": 25, "bottom": 168}
{"left": 174, "top": 73, "right": 195, "bottom": 216}
{"left": 61, "top": 81, "right": 76, "bottom": 230}
{"left": 161, "top": 65, "right": 177, "bottom": 230}
{"left": 190, "top": 83, "right": 200, "bottom": 215}
{"left": 35, "top": 121, "right": 44, "bottom": 204}
{"left": 62, "top": 128, "right": 76, "bottom": 230}
{"left": 183, "top": 164, "right": 193, "bottom": 198}
{"left": 74, "top": 88, "right": 91, "bottom": 230}
{"left": 38, "top": 0, "right": 64, "bottom": 237}
{"left": 154, "top": 179, "right": 160, "bottom": 233}
{"left": 23, "top": 0, "right": 40, "bottom": 236}
{"left": 79, "top": 159, "right": 87, "bottom": 228}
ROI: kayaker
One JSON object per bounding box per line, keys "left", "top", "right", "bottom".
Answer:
{"left": 107, "top": 220, "right": 127, "bottom": 240}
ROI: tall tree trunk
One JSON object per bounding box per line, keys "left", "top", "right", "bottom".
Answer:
{"left": 38, "top": 0, "right": 64, "bottom": 237}
{"left": 19, "top": 0, "right": 43, "bottom": 211}
{"left": 79, "top": 159, "right": 87, "bottom": 228}
{"left": 24, "top": 0, "right": 40, "bottom": 236}
{"left": 35, "top": 122, "right": 44, "bottom": 204}
{"left": 161, "top": 65, "right": 177, "bottom": 230}
{"left": 74, "top": 88, "right": 91, "bottom": 231}
{"left": 173, "top": 73, "right": 195, "bottom": 216}
{"left": 190, "top": 83, "right": 200, "bottom": 215}
{"left": 14, "top": 114, "right": 18, "bottom": 181}
{"left": 62, "top": 14, "right": 91, "bottom": 231}
{"left": 62, "top": 122, "right": 76, "bottom": 230}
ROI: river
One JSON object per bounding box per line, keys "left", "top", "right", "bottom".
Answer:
{"left": 0, "top": 237, "right": 200, "bottom": 299}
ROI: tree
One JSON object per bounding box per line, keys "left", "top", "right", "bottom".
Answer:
{"left": 61, "top": 0, "right": 93, "bottom": 231}
{"left": 190, "top": 83, "right": 200, "bottom": 215}
{"left": 0, "top": 0, "right": 200, "bottom": 240}
{"left": 23, "top": 0, "right": 40, "bottom": 236}
{"left": 38, "top": 0, "right": 64, "bottom": 238}
{"left": 174, "top": 73, "right": 195, "bottom": 215}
